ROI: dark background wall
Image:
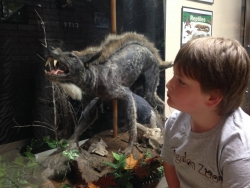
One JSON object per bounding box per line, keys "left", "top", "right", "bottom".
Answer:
{"left": 0, "top": 0, "right": 165, "bottom": 144}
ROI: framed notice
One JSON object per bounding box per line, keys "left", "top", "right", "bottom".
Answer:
{"left": 195, "top": 0, "right": 214, "bottom": 4}
{"left": 181, "top": 7, "right": 213, "bottom": 46}
{"left": 94, "top": 12, "right": 110, "bottom": 29}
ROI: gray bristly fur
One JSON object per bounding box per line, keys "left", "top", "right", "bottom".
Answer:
{"left": 45, "top": 32, "right": 171, "bottom": 156}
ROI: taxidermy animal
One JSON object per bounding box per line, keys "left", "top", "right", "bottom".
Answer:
{"left": 69, "top": 93, "right": 164, "bottom": 153}
{"left": 45, "top": 32, "right": 171, "bottom": 155}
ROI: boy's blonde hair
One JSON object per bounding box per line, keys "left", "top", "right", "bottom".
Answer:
{"left": 174, "top": 37, "right": 250, "bottom": 116}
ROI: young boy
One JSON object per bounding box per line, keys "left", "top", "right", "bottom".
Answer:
{"left": 160, "top": 37, "right": 250, "bottom": 188}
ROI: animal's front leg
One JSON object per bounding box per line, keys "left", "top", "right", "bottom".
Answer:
{"left": 120, "top": 88, "right": 137, "bottom": 157}
{"left": 68, "top": 97, "right": 100, "bottom": 149}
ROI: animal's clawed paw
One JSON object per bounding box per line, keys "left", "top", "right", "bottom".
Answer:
{"left": 121, "top": 146, "right": 134, "bottom": 157}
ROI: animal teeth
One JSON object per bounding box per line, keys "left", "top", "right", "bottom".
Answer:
{"left": 45, "top": 57, "right": 53, "bottom": 66}
{"left": 54, "top": 60, "right": 58, "bottom": 67}
{"left": 45, "top": 59, "right": 50, "bottom": 66}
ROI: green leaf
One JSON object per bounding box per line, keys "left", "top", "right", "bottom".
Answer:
{"left": 157, "top": 166, "right": 164, "bottom": 173}
{"left": 58, "top": 139, "right": 69, "bottom": 149}
{"left": 104, "top": 152, "right": 127, "bottom": 172}
{"left": 112, "top": 152, "right": 121, "bottom": 161}
{"left": 24, "top": 151, "right": 36, "bottom": 161}
{"left": 43, "top": 136, "right": 57, "bottom": 148}
{"left": 145, "top": 149, "right": 152, "bottom": 159}
{"left": 62, "top": 149, "right": 79, "bottom": 160}
{"left": 103, "top": 161, "right": 119, "bottom": 169}
{"left": 47, "top": 140, "right": 57, "bottom": 148}
{"left": 62, "top": 151, "right": 69, "bottom": 156}
{"left": 69, "top": 150, "right": 79, "bottom": 158}
{"left": 117, "top": 159, "right": 126, "bottom": 170}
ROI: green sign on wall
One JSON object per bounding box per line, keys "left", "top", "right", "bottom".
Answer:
{"left": 181, "top": 7, "right": 213, "bottom": 46}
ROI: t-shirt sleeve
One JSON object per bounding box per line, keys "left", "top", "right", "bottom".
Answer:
{"left": 222, "top": 159, "right": 250, "bottom": 187}
{"left": 160, "top": 115, "right": 175, "bottom": 165}
{"left": 221, "top": 109, "right": 250, "bottom": 187}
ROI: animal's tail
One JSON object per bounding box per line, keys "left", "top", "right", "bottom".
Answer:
{"left": 159, "top": 61, "right": 173, "bottom": 71}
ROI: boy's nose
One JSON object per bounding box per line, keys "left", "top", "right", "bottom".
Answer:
{"left": 166, "top": 78, "right": 173, "bottom": 90}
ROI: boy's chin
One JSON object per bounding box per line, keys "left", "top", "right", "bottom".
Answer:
{"left": 166, "top": 99, "right": 175, "bottom": 108}
{"left": 167, "top": 100, "right": 182, "bottom": 112}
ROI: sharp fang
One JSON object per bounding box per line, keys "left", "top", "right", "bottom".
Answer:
{"left": 45, "top": 57, "right": 53, "bottom": 66}
{"left": 45, "top": 59, "right": 50, "bottom": 66}
{"left": 54, "top": 59, "right": 58, "bottom": 67}
{"left": 44, "top": 70, "right": 48, "bottom": 73}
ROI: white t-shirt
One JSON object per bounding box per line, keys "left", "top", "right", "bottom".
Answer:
{"left": 160, "top": 108, "right": 250, "bottom": 188}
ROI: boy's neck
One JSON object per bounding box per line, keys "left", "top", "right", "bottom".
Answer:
{"left": 190, "top": 112, "right": 223, "bottom": 133}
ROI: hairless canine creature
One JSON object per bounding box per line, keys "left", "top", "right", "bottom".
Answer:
{"left": 45, "top": 32, "right": 172, "bottom": 156}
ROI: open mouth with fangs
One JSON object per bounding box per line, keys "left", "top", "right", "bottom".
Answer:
{"left": 45, "top": 57, "right": 69, "bottom": 76}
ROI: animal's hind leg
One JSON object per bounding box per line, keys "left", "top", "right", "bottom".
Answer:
{"left": 143, "top": 67, "right": 165, "bottom": 115}
{"left": 117, "top": 87, "right": 137, "bottom": 156}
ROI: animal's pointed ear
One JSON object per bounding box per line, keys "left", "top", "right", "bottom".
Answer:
{"left": 78, "top": 51, "right": 102, "bottom": 69}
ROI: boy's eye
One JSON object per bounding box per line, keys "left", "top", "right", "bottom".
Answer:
{"left": 179, "top": 79, "right": 185, "bottom": 85}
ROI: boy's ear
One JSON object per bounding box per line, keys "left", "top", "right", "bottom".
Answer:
{"left": 205, "top": 90, "right": 223, "bottom": 107}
